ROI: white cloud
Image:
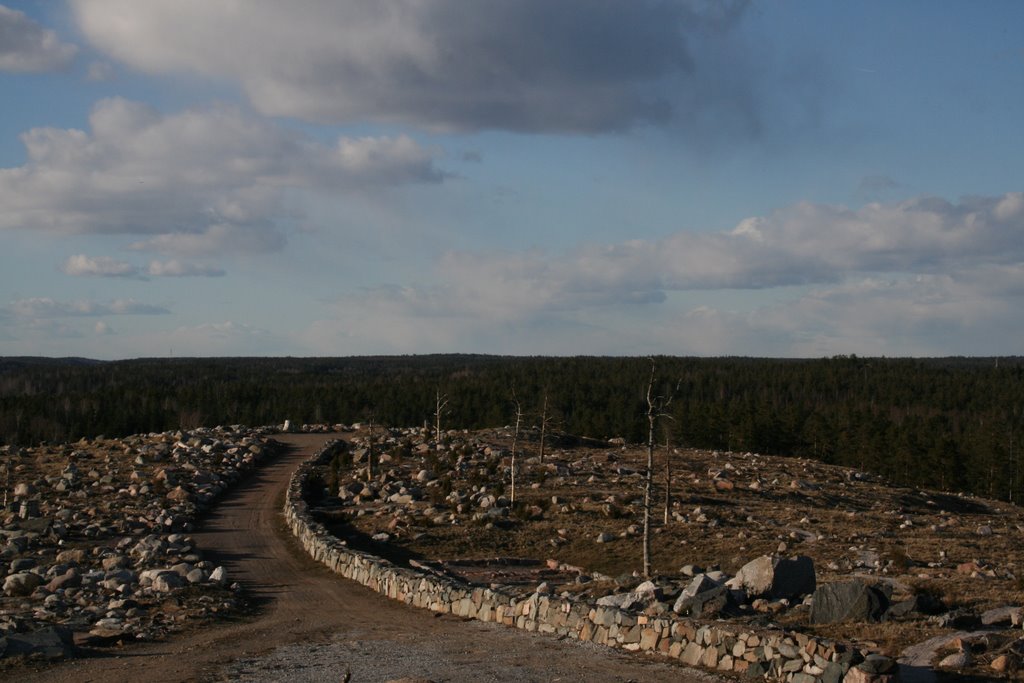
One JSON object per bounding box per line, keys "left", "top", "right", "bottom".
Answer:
{"left": 720, "top": 272, "right": 1023, "bottom": 357}
{"left": 307, "top": 191, "right": 1024, "bottom": 356}
{"left": 126, "top": 223, "right": 286, "bottom": 257}
{"left": 61, "top": 254, "right": 225, "bottom": 278}
{"left": 418, "top": 191, "right": 1024, "bottom": 317}
{"left": 0, "top": 5, "right": 77, "bottom": 72}
{"left": 7, "top": 297, "right": 169, "bottom": 317}
{"left": 62, "top": 253, "right": 139, "bottom": 277}
{"left": 145, "top": 259, "right": 224, "bottom": 277}
{"left": 71, "top": 0, "right": 772, "bottom": 134}
{"left": 0, "top": 97, "right": 445, "bottom": 256}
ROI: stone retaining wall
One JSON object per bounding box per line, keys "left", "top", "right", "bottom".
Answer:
{"left": 285, "top": 441, "right": 861, "bottom": 683}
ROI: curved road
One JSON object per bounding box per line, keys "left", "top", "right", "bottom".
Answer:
{"left": 22, "top": 434, "right": 718, "bottom": 683}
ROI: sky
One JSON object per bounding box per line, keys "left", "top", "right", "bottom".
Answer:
{"left": 1, "top": 1, "right": 1023, "bottom": 359}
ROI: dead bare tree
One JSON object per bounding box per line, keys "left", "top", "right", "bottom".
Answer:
{"left": 434, "top": 388, "right": 449, "bottom": 444}
{"left": 365, "top": 413, "right": 376, "bottom": 482}
{"left": 510, "top": 387, "right": 523, "bottom": 503}
{"left": 663, "top": 423, "right": 673, "bottom": 526}
{"left": 643, "top": 358, "right": 679, "bottom": 579}
{"left": 537, "top": 390, "right": 555, "bottom": 464}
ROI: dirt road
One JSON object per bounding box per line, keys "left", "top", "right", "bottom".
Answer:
{"left": 20, "top": 434, "right": 719, "bottom": 683}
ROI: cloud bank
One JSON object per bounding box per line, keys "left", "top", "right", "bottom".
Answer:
{"left": 7, "top": 297, "right": 169, "bottom": 317}
{"left": 61, "top": 254, "right": 225, "bottom": 278}
{"left": 390, "top": 192, "right": 1024, "bottom": 313}
{"left": 312, "top": 192, "right": 1024, "bottom": 356}
{"left": 0, "top": 98, "right": 445, "bottom": 255}
{"left": 72, "top": 0, "right": 761, "bottom": 134}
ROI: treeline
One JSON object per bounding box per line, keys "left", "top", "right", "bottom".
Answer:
{"left": 1, "top": 354, "right": 1022, "bottom": 501}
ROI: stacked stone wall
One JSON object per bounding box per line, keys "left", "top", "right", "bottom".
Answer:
{"left": 285, "top": 441, "right": 861, "bottom": 683}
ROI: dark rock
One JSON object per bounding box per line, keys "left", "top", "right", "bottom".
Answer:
{"left": 931, "top": 608, "right": 979, "bottom": 629}
{"left": 0, "top": 625, "right": 74, "bottom": 660}
{"left": 810, "top": 580, "right": 889, "bottom": 624}
{"left": 860, "top": 654, "right": 898, "bottom": 674}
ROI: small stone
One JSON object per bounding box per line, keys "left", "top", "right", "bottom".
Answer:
{"left": 938, "top": 650, "right": 970, "bottom": 669}
{"left": 991, "top": 654, "right": 1012, "bottom": 673}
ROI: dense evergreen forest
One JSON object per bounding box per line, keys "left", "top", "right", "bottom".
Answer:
{"left": 1, "top": 355, "right": 1022, "bottom": 502}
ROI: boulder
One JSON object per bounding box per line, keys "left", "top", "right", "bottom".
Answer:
{"left": 980, "top": 605, "right": 1023, "bottom": 627}
{"left": 735, "top": 555, "right": 816, "bottom": 600}
{"left": 3, "top": 571, "right": 42, "bottom": 596}
{"left": 166, "top": 486, "right": 191, "bottom": 503}
{"left": 151, "top": 571, "right": 186, "bottom": 592}
{"left": 843, "top": 654, "right": 899, "bottom": 682}
{"left": 673, "top": 583, "right": 730, "bottom": 617}
{"left": 0, "top": 626, "right": 74, "bottom": 660}
{"left": 596, "top": 593, "right": 639, "bottom": 609}
{"left": 209, "top": 566, "right": 227, "bottom": 585}
{"left": 45, "top": 568, "right": 81, "bottom": 592}
{"left": 811, "top": 580, "right": 890, "bottom": 624}
{"left": 938, "top": 650, "right": 970, "bottom": 669}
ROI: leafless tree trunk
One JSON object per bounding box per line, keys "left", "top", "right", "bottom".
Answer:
{"left": 643, "top": 358, "right": 678, "bottom": 579}
{"left": 434, "top": 389, "right": 448, "bottom": 445}
{"left": 663, "top": 424, "right": 673, "bottom": 526}
{"left": 538, "top": 391, "right": 550, "bottom": 464}
{"left": 643, "top": 366, "right": 656, "bottom": 579}
{"left": 510, "top": 388, "right": 523, "bottom": 503}
{"left": 366, "top": 415, "right": 375, "bottom": 482}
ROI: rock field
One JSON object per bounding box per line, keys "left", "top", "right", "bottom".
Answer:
{"left": 309, "top": 425, "right": 1024, "bottom": 679}
{"left": 4, "top": 418, "right": 1024, "bottom": 680}
{"left": 0, "top": 426, "right": 279, "bottom": 662}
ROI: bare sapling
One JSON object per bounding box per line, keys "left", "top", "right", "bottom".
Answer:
{"left": 366, "top": 414, "right": 375, "bottom": 482}
{"left": 434, "top": 388, "right": 449, "bottom": 445}
{"left": 643, "top": 358, "right": 679, "bottom": 579}
{"left": 538, "top": 390, "right": 553, "bottom": 464}
{"left": 510, "top": 387, "right": 523, "bottom": 503}
{"left": 663, "top": 424, "right": 673, "bottom": 526}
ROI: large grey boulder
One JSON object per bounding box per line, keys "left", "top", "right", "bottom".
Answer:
{"left": 734, "top": 555, "right": 816, "bottom": 600}
{"left": 810, "top": 580, "right": 889, "bottom": 624}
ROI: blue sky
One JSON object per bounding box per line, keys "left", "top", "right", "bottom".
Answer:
{"left": 1, "top": 1, "right": 1023, "bottom": 358}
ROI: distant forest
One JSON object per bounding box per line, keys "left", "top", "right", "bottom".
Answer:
{"left": 1, "top": 355, "right": 1022, "bottom": 502}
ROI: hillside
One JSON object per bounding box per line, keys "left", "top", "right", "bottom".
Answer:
{"left": 310, "top": 424, "right": 1024, "bottom": 678}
